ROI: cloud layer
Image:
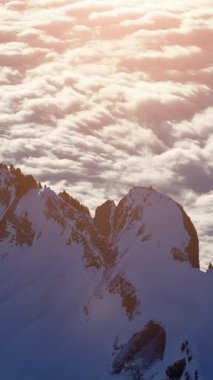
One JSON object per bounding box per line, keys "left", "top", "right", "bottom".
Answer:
{"left": 0, "top": 0, "right": 213, "bottom": 269}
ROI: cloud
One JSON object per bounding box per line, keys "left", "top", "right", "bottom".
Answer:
{"left": 0, "top": 0, "right": 212, "bottom": 269}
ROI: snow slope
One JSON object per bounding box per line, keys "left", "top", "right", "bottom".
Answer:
{"left": 0, "top": 165, "right": 212, "bottom": 380}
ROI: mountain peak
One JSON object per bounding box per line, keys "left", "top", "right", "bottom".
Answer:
{"left": 0, "top": 165, "right": 199, "bottom": 269}
{"left": 112, "top": 186, "right": 199, "bottom": 268}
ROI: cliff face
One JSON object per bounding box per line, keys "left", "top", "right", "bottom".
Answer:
{"left": 94, "top": 200, "right": 115, "bottom": 237}
{"left": 0, "top": 165, "right": 211, "bottom": 380}
{"left": 177, "top": 204, "right": 199, "bottom": 269}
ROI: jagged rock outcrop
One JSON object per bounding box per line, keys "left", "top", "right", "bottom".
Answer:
{"left": 112, "top": 320, "right": 166, "bottom": 375}
{"left": 94, "top": 200, "right": 115, "bottom": 237}
{"left": 165, "top": 340, "right": 199, "bottom": 380}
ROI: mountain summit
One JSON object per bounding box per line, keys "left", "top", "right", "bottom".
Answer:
{"left": 0, "top": 165, "right": 212, "bottom": 380}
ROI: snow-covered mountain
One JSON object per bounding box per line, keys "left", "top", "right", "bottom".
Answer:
{"left": 0, "top": 164, "right": 212, "bottom": 380}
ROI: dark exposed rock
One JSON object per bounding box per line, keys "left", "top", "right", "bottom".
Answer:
{"left": 0, "top": 187, "right": 11, "bottom": 208}
{"left": 113, "top": 198, "right": 142, "bottom": 235}
{"left": 112, "top": 320, "right": 166, "bottom": 374}
{"left": 172, "top": 247, "right": 188, "bottom": 263}
{"left": 177, "top": 204, "right": 199, "bottom": 269}
{"left": 113, "top": 197, "right": 129, "bottom": 233}
{"left": 0, "top": 195, "right": 34, "bottom": 246}
{"left": 166, "top": 358, "right": 186, "bottom": 379}
{"left": 59, "top": 191, "right": 89, "bottom": 215}
{"left": 9, "top": 213, "right": 35, "bottom": 246}
{"left": 109, "top": 273, "right": 140, "bottom": 320}
{"left": 0, "top": 220, "right": 9, "bottom": 241}
{"left": 45, "top": 197, "right": 67, "bottom": 229}
{"left": 94, "top": 200, "right": 115, "bottom": 237}
{"left": 69, "top": 225, "right": 102, "bottom": 269}
{"left": 208, "top": 263, "right": 213, "bottom": 271}
{"left": 177, "top": 341, "right": 197, "bottom": 379}
{"left": 181, "top": 341, "right": 187, "bottom": 352}
{"left": 9, "top": 165, "right": 38, "bottom": 198}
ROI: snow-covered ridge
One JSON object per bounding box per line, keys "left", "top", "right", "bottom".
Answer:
{"left": 0, "top": 165, "right": 212, "bottom": 380}
{"left": 0, "top": 165, "right": 199, "bottom": 269}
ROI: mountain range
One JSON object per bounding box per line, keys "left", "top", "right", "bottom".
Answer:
{"left": 0, "top": 164, "right": 212, "bottom": 380}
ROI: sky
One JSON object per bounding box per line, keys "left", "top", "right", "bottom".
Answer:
{"left": 0, "top": 0, "right": 212, "bottom": 270}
